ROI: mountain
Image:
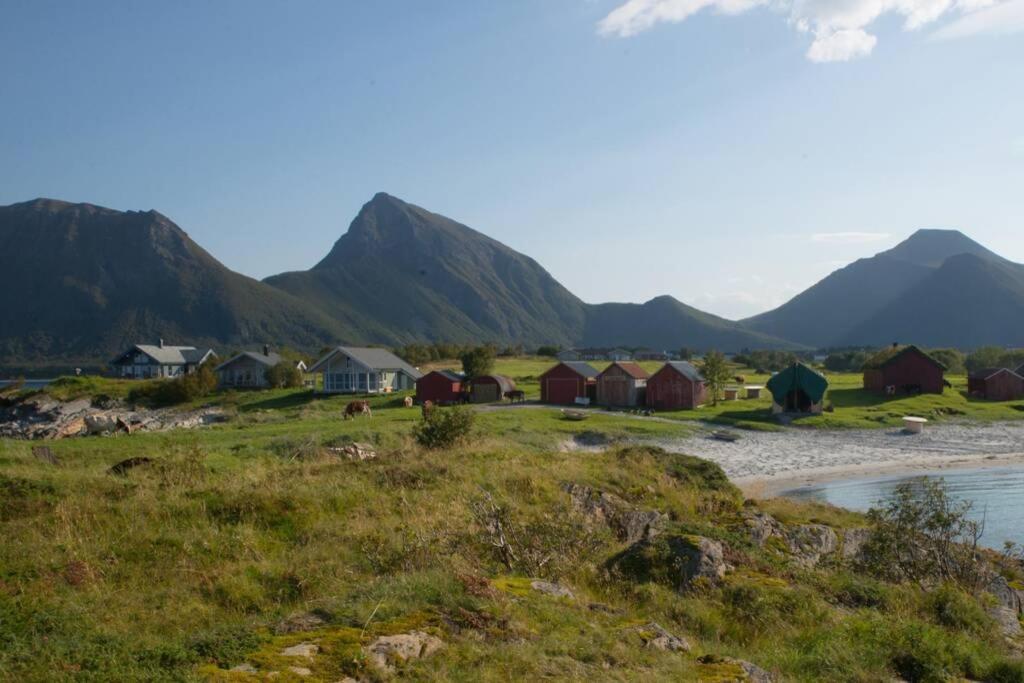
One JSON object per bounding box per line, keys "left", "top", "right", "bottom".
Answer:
{"left": 265, "top": 193, "right": 588, "bottom": 347}
{"left": 265, "top": 193, "right": 802, "bottom": 351}
{"left": 0, "top": 199, "right": 350, "bottom": 369}
{"left": 741, "top": 229, "right": 1015, "bottom": 348}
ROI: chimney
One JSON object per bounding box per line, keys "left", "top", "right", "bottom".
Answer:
{"left": 263, "top": 344, "right": 270, "bottom": 356}
{"left": 159, "top": 338, "right": 165, "bottom": 349}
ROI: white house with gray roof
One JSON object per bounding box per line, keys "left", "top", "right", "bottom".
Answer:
{"left": 309, "top": 346, "right": 422, "bottom": 394}
{"left": 110, "top": 340, "right": 217, "bottom": 379}
{"left": 215, "top": 345, "right": 306, "bottom": 388}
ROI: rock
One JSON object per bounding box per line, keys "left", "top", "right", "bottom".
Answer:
{"left": 275, "top": 611, "right": 328, "bottom": 634}
{"left": 563, "top": 482, "right": 666, "bottom": 544}
{"left": 785, "top": 524, "right": 838, "bottom": 568}
{"left": 988, "top": 575, "right": 1024, "bottom": 615}
{"left": 744, "top": 512, "right": 785, "bottom": 547}
{"left": 629, "top": 622, "right": 691, "bottom": 652}
{"left": 288, "top": 666, "right": 313, "bottom": 677}
{"left": 609, "top": 534, "right": 728, "bottom": 589}
{"left": 840, "top": 528, "right": 872, "bottom": 562}
{"left": 991, "top": 606, "right": 1023, "bottom": 638}
{"left": 366, "top": 631, "right": 444, "bottom": 674}
{"left": 230, "top": 663, "right": 258, "bottom": 673}
{"left": 326, "top": 443, "right": 377, "bottom": 461}
{"left": 530, "top": 580, "right": 575, "bottom": 599}
{"left": 84, "top": 414, "right": 120, "bottom": 435}
{"left": 698, "top": 654, "right": 775, "bottom": 682}
{"left": 280, "top": 642, "right": 319, "bottom": 659}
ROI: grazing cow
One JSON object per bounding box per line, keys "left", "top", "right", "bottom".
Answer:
{"left": 403, "top": 396, "right": 414, "bottom": 408}
{"left": 344, "top": 400, "right": 372, "bottom": 420}
{"left": 505, "top": 390, "right": 526, "bottom": 403}
{"left": 734, "top": 375, "right": 746, "bottom": 384}
{"left": 421, "top": 400, "right": 435, "bottom": 419}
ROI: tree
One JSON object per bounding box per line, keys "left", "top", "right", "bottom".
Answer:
{"left": 265, "top": 362, "right": 303, "bottom": 389}
{"left": 536, "top": 345, "right": 560, "bottom": 358}
{"left": 461, "top": 345, "right": 497, "bottom": 378}
{"left": 699, "top": 350, "right": 732, "bottom": 406}
{"left": 928, "top": 348, "right": 965, "bottom": 374}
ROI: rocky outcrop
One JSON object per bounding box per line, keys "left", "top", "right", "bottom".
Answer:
{"left": 991, "top": 606, "right": 1023, "bottom": 638}
{"left": 0, "top": 394, "right": 227, "bottom": 440}
{"left": 530, "top": 580, "right": 575, "bottom": 599}
{"left": 785, "top": 524, "right": 838, "bottom": 568}
{"left": 563, "top": 483, "right": 667, "bottom": 545}
{"left": 698, "top": 654, "right": 775, "bottom": 682}
{"left": 988, "top": 575, "right": 1024, "bottom": 616}
{"left": 609, "top": 534, "right": 728, "bottom": 589}
{"left": 628, "top": 622, "right": 691, "bottom": 652}
{"left": 743, "top": 511, "right": 862, "bottom": 569}
{"left": 366, "top": 631, "right": 444, "bottom": 674}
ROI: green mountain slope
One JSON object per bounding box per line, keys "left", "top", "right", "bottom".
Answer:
{"left": 742, "top": 229, "right": 1009, "bottom": 348}
{"left": 0, "top": 199, "right": 351, "bottom": 368}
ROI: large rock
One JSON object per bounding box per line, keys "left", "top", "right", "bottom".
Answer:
{"left": 698, "top": 654, "right": 775, "bottom": 682}
{"left": 988, "top": 575, "right": 1024, "bottom": 616}
{"left": 744, "top": 512, "right": 785, "bottom": 547}
{"left": 609, "top": 534, "right": 728, "bottom": 589}
{"left": 280, "top": 642, "right": 319, "bottom": 659}
{"left": 366, "top": 631, "right": 444, "bottom": 674}
{"left": 785, "top": 524, "right": 838, "bottom": 568}
{"left": 840, "top": 528, "right": 872, "bottom": 562}
{"left": 563, "top": 483, "right": 666, "bottom": 545}
{"left": 991, "top": 606, "right": 1023, "bottom": 638}
{"left": 530, "top": 580, "right": 575, "bottom": 599}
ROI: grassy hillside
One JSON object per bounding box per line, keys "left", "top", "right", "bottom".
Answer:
{"left": 3, "top": 391, "right": 1023, "bottom": 681}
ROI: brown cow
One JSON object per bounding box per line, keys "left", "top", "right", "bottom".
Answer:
{"left": 504, "top": 390, "right": 525, "bottom": 403}
{"left": 734, "top": 375, "right": 746, "bottom": 384}
{"left": 344, "top": 400, "right": 372, "bottom": 420}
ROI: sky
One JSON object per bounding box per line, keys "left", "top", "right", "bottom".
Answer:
{"left": 1, "top": 0, "right": 1022, "bottom": 319}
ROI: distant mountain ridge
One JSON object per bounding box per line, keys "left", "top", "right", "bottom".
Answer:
{"left": 742, "top": 228, "right": 1024, "bottom": 348}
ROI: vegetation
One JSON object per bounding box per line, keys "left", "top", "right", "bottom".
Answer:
{"left": 699, "top": 351, "right": 732, "bottom": 406}
{"left": 824, "top": 349, "right": 872, "bottom": 372}
{"left": 265, "top": 362, "right": 303, "bottom": 389}
{"left": 732, "top": 349, "right": 800, "bottom": 373}
{"left": 413, "top": 405, "right": 476, "bottom": 449}
{"left": 461, "top": 345, "right": 498, "bottom": 378}
{"left": 966, "top": 347, "right": 1024, "bottom": 373}
{"left": 1, "top": 397, "right": 1021, "bottom": 681}
{"left": 127, "top": 362, "right": 219, "bottom": 407}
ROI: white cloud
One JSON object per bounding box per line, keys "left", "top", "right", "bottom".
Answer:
{"left": 598, "top": 0, "right": 1007, "bottom": 61}
{"left": 930, "top": 0, "right": 1024, "bottom": 38}
{"left": 810, "top": 231, "right": 891, "bottom": 243}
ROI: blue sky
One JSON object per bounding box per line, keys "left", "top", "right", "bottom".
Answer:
{"left": 2, "top": 0, "right": 1022, "bottom": 318}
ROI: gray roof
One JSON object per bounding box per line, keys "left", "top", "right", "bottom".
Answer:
{"left": 215, "top": 350, "right": 284, "bottom": 371}
{"left": 115, "top": 344, "right": 215, "bottom": 366}
{"left": 662, "top": 361, "right": 704, "bottom": 382}
{"left": 559, "top": 361, "right": 599, "bottom": 379}
{"left": 310, "top": 346, "right": 423, "bottom": 379}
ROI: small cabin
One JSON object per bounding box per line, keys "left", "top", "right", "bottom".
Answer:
{"left": 310, "top": 346, "right": 421, "bottom": 394}
{"left": 767, "top": 363, "right": 828, "bottom": 415}
{"left": 469, "top": 375, "right": 516, "bottom": 403}
{"left": 863, "top": 345, "right": 945, "bottom": 395}
{"left": 110, "top": 340, "right": 216, "bottom": 379}
{"left": 216, "top": 346, "right": 286, "bottom": 388}
{"left": 646, "top": 361, "right": 706, "bottom": 410}
{"left": 539, "top": 361, "right": 599, "bottom": 404}
{"left": 416, "top": 370, "right": 466, "bottom": 405}
{"left": 968, "top": 368, "right": 1024, "bottom": 402}
{"left": 596, "top": 361, "right": 650, "bottom": 407}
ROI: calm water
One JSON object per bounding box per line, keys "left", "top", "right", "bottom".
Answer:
{"left": 782, "top": 465, "right": 1024, "bottom": 548}
{"left": 0, "top": 379, "right": 53, "bottom": 390}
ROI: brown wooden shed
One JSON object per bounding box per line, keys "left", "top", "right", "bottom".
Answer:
{"left": 968, "top": 368, "right": 1024, "bottom": 402}
{"left": 646, "top": 361, "right": 707, "bottom": 410}
{"left": 415, "top": 370, "right": 466, "bottom": 405}
{"left": 596, "top": 361, "right": 649, "bottom": 407}
{"left": 863, "top": 345, "right": 946, "bottom": 395}
{"left": 469, "top": 375, "right": 516, "bottom": 403}
{"left": 539, "top": 362, "right": 598, "bottom": 405}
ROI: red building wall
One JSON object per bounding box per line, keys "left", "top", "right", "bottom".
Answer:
{"left": 646, "top": 366, "right": 706, "bottom": 410}
{"left": 415, "top": 371, "right": 463, "bottom": 404}
{"left": 539, "top": 364, "right": 594, "bottom": 404}
{"left": 864, "top": 350, "right": 945, "bottom": 394}
{"left": 972, "top": 372, "right": 1024, "bottom": 401}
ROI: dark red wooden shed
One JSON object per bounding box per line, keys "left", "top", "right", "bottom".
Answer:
{"left": 646, "top": 361, "right": 707, "bottom": 410}
{"left": 968, "top": 368, "right": 1024, "bottom": 402}
{"left": 539, "top": 361, "right": 598, "bottom": 404}
{"left": 415, "top": 370, "right": 466, "bottom": 405}
{"left": 596, "top": 361, "right": 649, "bottom": 407}
{"left": 863, "top": 345, "right": 946, "bottom": 395}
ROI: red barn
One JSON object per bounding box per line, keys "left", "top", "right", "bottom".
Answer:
{"left": 415, "top": 370, "right": 466, "bottom": 405}
{"left": 539, "top": 361, "right": 598, "bottom": 404}
{"left": 596, "top": 361, "right": 650, "bottom": 407}
{"left": 863, "top": 345, "right": 946, "bottom": 395}
{"left": 968, "top": 368, "right": 1024, "bottom": 401}
{"left": 646, "top": 361, "right": 707, "bottom": 410}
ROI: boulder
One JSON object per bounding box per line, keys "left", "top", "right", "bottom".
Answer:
{"left": 563, "top": 483, "right": 666, "bottom": 545}
{"left": 988, "top": 575, "right": 1024, "bottom": 616}
{"left": 785, "top": 524, "right": 838, "bottom": 568}
{"left": 280, "top": 642, "right": 319, "bottom": 659}
{"left": 840, "top": 528, "right": 872, "bottom": 562}
{"left": 609, "top": 534, "right": 728, "bottom": 589}
{"left": 698, "top": 654, "right": 775, "bottom": 682}
{"left": 990, "top": 606, "right": 1023, "bottom": 638}
{"left": 84, "top": 414, "right": 120, "bottom": 435}
{"left": 366, "top": 631, "right": 443, "bottom": 674}
{"left": 530, "top": 580, "right": 575, "bottom": 599}
{"left": 744, "top": 512, "right": 785, "bottom": 547}
{"left": 629, "top": 622, "right": 691, "bottom": 652}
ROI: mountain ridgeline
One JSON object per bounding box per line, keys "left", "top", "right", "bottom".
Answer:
{"left": 1, "top": 194, "right": 1021, "bottom": 370}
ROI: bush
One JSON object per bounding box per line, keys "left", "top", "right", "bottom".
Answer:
{"left": 265, "top": 362, "right": 303, "bottom": 389}
{"left": 413, "top": 406, "right": 475, "bottom": 449}
{"left": 128, "top": 362, "right": 218, "bottom": 407}
{"left": 536, "top": 345, "right": 560, "bottom": 357}
{"left": 925, "top": 583, "right": 991, "bottom": 634}
{"left": 461, "top": 345, "right": 497, "bottom": 378}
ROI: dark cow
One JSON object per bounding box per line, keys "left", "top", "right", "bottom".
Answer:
{"left": 505, "top": 390, "right": 526, "bottom": 403}
{"left": 344, "top": 400, "right": 372, "bottom": 420}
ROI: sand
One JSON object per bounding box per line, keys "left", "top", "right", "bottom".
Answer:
{"left": 652, "top": 422, "right": 1024, "bottom": 498}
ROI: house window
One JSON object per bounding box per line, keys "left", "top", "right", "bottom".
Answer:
{"left": 357, "top": 374, "right": 367, "bottom": 391}
{"left": 369, "top": 373, "right": 379, "bottom": 391}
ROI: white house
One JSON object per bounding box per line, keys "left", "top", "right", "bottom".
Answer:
{"left": 110, "top": 340, "right": 216, "bottom": 379}
{"left": 309, "top": 346, "right": 422, "bottom": 394}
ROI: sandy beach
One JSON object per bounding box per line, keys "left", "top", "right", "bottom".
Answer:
{"left": 653, "top": 421, "right": 1024, "bottom": 498}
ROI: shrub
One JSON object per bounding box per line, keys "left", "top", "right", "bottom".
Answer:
{"left": 536, "top": 345, "right": 560, "bottom": 357}
{"left": 413, "top": 406, "right": 475, "bottom": 449}
{"left": 188, "top": 624, "right": 266, "bottom": 666}
{"left": 460, "top": 345, "right": 497, "bottom": 378}
{"left": 128, "top": 362, "right": 218, "bottom": 407}
{"left": 925, "top": 583, "right": 991, "bottom": 634}
{"left": 265, "top": 362, "right": 303, "bottom": 389}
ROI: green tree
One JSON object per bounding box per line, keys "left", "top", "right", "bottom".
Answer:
{"left": 965, "top": 346, "right": 1006, "bottom": 372}
{"left": 536, "top": 345, "right": 560, "bottom": 357}
{"left": 265, "top": 362, "right": 303, "bottom": 389}
{"left": 461, "top": 345, "right": 497, "bottom": 378}
{"left": 699, "top": 350, "right": 731, "bottom": 406}
{"left": 928, "top": 348, "right": 965, "bottom": 374}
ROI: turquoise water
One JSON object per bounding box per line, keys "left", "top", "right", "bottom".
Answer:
{"left": 782, "top": 465, "right": 1024, "bottom": 548}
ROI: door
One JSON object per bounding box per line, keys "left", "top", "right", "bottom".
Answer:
{"left": 546, "top": 378, "right": 579, "bottom": 404}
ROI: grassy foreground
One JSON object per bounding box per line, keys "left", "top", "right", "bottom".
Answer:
{"left": 2, "top": 391, "right": 1023, "bottom": 682}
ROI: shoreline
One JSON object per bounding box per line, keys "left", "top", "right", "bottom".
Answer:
{"left": 737, "top": 451, "right": 1024, "bottom": 499}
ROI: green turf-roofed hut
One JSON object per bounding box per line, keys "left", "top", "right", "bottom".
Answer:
{"left": 767, "top": 363, "right": 829, "bottom": 415}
